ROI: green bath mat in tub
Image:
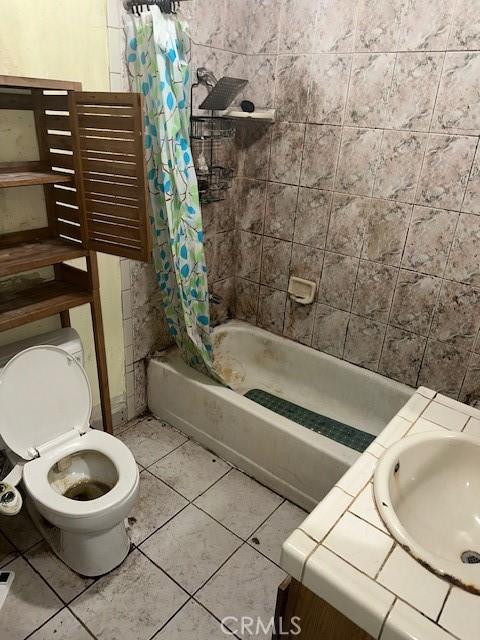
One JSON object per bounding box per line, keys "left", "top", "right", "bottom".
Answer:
{"left": 244, "top": 389, "right": 375, "bottom": 453}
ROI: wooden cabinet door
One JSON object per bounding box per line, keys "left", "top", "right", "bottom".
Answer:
{"left": 70, "top": 91, "right": 151, "bottom": 262}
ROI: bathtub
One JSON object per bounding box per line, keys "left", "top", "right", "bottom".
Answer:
{"left": 148, "top": 320, "right": 413, "bottom": 510}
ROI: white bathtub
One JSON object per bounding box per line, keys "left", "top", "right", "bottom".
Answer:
{"left": 148, "top": 321, "right": 412, "bottom": 510}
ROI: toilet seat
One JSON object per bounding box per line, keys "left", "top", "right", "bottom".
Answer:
{"left": 23, "top": 430, "right": 138, "bottom": 519}
{"left": 0, "top": 345, "right": 138, "bottom": 519}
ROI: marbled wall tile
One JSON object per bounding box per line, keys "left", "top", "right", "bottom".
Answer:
{"left": 379, "top": 326, "right": 426, "bottom": 387}
{"left": 261, "top": 237, "right": 292, "bottom": 289}
{"left": 276, "top": 55, "right": 311, "bottom": 122}
{"left": 283, "top": 299, "right": 315, "bottom": 345}
{"left": 449, "top": 0, "right": 480, "bottom": 50}
{"left": 432, "top": 52, "right": 480, "bottom": 134}
{"left": 390, "top": 270, "right": 442, "bottom": 335}
{"left": 269, "top": 122, "right": 305, "bottom": 185}
{"left": 294, "top": 188, "right": 332, "bottom": 249}
{"left": 134, "top": 360, "right": 147, "bottom": 415}
{"left": 278, "top": 0, "right": 318, "bottom": 53}
{"left": 326, "top": 193, "right": 369, "bottom": 257}
{"left": 352, "top": 261, "right": 398, "bottom": 322}
{"left": 201, "top": 201, "right": 217, "bottom": 238}
{"left": 216, "top": 231, "right": 236, "bottom": 280}
{"left": 445, "top": 214, "right": 480, "bottom": 286}
{"left": 430, "top": 280, "right": 480, "bottom": 350}
{"left": 385, "top": 53, "right": 443, "bottom": 131}
{"left": 257, "top": 286, "right": 287, "bottom": 334}
{"left": 264, "top": 183, "right": 298, "bottom": 240}
{"left": 243, "top": 55, "right": 276, "bottom": 109}
{"left": 336, "top": 127, "right": 383, "bottom": 196}
{"left": 236, "top": 179, "right": 267, "bottom": 234}
{"left": 402, "top": 206, "right": 458, "bottom": 276}
{"left": 314, "top": 0, "right": 356, "bottom": 52}
{"left": 346, "top": 54, "right": 396, "bottom": 127}
{"left": 300, "top": 124, "right": 341, "bottom": 190}
{"left": 223, "top": 0, "right": 250, "bottom": 52}
{"left": 343, "top": 315, "right": 386, "bottom": 371}
{"left": 373, "top": 131, "right": 427, "bottom": 203}
{"left": 246, "top": 0, "right": 279, "bottom": 54}
{"left": 318, "top": 252, "right": 359, "bottom": 311}
{"left": 308, "top": 55, "right": 351, "bottom": 125}
{"left": 235, "top": 278, "right": 260, "bottom": 323}
{"left": 362, "top": 200, "right": 411, "bottom": 266}
{"left": 191, "top": 0, "right": 226, "bottom": 48}
{"left": 312, "top": 304, "right": 350, "bottom": 356}
{"left": 239, "top": 123, "right": 271, "bottom": 181}
{"left": 463, "top": 146, "right": 480, "bottom": 215}
{"left": 416, "top": 134, "right": 477, "bottom": 211}
{"left": 397, "top": 0, "right": 454, "bottom": 51}
{"left": 204, "top": 235, "right": 217, "bottom": 283}
{"left": 236, "top": 231, "right": 262, "bottom": 281}
{"left": 459, "top": 354, "right": 480, "bottom": 407}
{"left": 418, "top": 339, "right": 469, "bottom": 398}
{"left": 216, "top": 197, "right": 236, "bottom": 233}
{"left": 289, "top": 244, "right": 324, "bottom": 291}
{"left": 355, "top": 0, "right": 405, "bottom": 52}
{"left": 210, "top": 277, "right": 235, "bottom": 325}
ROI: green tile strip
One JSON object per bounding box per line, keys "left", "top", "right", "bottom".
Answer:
{"left": 244, "top": 389, "right": 375, "bottom": 453}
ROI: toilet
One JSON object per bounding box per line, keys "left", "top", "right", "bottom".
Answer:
{"left": 0, "top": 345, "right": 139, "bottom": 577}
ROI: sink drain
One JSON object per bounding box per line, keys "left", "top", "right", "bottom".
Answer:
{"left": 461, "top": 551, "right": 480, "bottom": 564}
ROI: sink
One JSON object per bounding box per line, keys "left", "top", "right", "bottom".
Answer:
{"left": 374, "top": 431, "right": 480, "bottom": 594}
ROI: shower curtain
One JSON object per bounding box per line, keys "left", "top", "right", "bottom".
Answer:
{"left": 124, "top": 7, "right": 215, "bottom": 375}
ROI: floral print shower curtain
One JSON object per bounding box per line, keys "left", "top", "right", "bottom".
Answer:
{"left": 124, "top": 7, "right": 215, "bottom": 375}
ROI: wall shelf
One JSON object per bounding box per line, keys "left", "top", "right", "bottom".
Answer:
{"left": 0, "top": 280, "right": 92, "bottom": 332}
{"left": 0, "top": 238, "right": 87, "bottom": 278}
{"left": 0, "top": 171, "right": 72, "bottom": 189}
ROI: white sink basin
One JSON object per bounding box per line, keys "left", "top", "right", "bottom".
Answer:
{"left": 374, "top": 431, "right": 480, "bottom": 594}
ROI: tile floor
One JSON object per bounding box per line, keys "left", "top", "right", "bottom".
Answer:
{"left": 0, "top": 416, "right": 307, "bottom": 640}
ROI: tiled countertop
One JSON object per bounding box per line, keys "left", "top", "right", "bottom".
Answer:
{"left": 281, "top": 387, "right": 480, "bottom": 640}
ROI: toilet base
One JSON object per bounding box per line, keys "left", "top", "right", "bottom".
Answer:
{"left": 26, "top": 498, "right": 131, "bottom": 577}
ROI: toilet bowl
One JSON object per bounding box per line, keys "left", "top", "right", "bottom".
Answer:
{"left": 0, "top": 346, "right": 139, "bottom": 577}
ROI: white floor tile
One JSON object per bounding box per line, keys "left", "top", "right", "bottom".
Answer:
{"left": 378, "top": 546, "right": 449, "bottom": 620}
{"left": 148, "top": 440, "right": 231, "bottom": 500}
{"left": 127, "top": 471, "right": 188, "bottom": 545}
{"left": 194, "top": 470, "right": 283, "bottom": 539}
{"left": 0, "top": 531, "right": 17, "bottom": 567}
{"left": 118, "top": 417, "right": 187, "bottom": 467}
{"left": 140, "top": 504, "right": 241, "bottom": 593}
{"left": 0, "top": 556, "right": 62, "bottom": 640}
{"left": 26, "top": 541, "right": 93, "bottom": 603}
{"left": 196, "top": 545, "right": 285, "bottom": 640}
{"left": 71, "top": 550, "right": 188, "bottom": 640}
{"left": 29, "top": 608, "right": 92, "bottom": 640}
{"left": 155, "top": 599, "right": 234, "bottom": 639}
{"left": 0, "top": 507, "right": 42, "bottom": 552}
{"left": 324, "top": 512, "right": 393, "bottom": 578}
{"left": 249, "top": 501, "right": 306, "bottom": 564}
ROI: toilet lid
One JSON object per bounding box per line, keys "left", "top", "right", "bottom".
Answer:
{"left": 0, "top": 346, "right": 92, "bottom": 460}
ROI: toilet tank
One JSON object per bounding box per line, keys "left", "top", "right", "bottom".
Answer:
{"left": 0, "top": 328, "right": 84, "bottom": 371}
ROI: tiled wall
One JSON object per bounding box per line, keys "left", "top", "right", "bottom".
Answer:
{"left": 226, "top": 0, "right": 480, "bottom": 405}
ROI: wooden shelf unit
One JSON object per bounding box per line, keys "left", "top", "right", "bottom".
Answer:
{"left": 0, "top": 75, "right": 151, "bottom": 434}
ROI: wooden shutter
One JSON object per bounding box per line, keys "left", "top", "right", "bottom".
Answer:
{"left": 69, "top": 91, "right": 151, "bottom": 262}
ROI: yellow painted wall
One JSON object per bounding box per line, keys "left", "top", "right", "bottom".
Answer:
{"left": 0, "top": 0, "right": 125, "bottom": 408}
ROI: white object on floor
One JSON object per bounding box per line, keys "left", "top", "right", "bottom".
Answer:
{"left": 288, "top": 276, "right": 316, "bottom": 304}
{"left": 0, "top": 346, "right": 139, "bottom": 577}
{"left": 0, "top": 571, "right": 14, "bottom": 611}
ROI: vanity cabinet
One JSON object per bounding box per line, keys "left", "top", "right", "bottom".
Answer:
{"left": 0, "top": 75, "right": 151, "bottom": 433}
{"left": 274, "top": 577, "right": 373, "bottom": 640}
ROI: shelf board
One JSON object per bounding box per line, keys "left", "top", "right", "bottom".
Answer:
{"left": 0, "top": 280, "right": 92, "bottom": 332}
{"left": 0, "top": 171, "right": 72, "bottom": 188}
{"left": 0, "top": 238, "right": 87, "bottom": 278}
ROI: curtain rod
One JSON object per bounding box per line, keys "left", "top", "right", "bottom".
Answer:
{"left": 124, "top": 0, "right": 191, "bottom": 12}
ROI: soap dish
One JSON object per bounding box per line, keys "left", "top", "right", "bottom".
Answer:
{"left": 288, "top": 276, "right": 316, "bottom": 305}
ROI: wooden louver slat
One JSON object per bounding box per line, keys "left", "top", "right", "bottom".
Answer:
{"left": 70, "top": 91, "right": 150, "bottom": 262}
